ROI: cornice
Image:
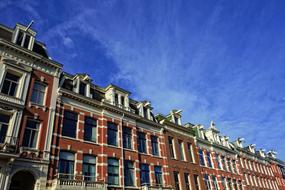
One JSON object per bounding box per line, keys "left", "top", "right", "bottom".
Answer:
{"left": 0, "top": 39, "right": 62, "bottom": 69}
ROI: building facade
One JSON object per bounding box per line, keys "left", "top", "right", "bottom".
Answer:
{"left": 0, "top": 22, "right": 284, "bottom": 190}
{"left": 0, "top": 23, "right": 61, "bottom": 190}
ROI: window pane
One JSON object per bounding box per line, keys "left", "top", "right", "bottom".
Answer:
{"left": 151, "top": 136, "right": 159, "bottom": 156}
{"left": 84, "top": 117, "right": 97, "bottom": 142}
{"left": 154, "top": 166, "right": 162, "bottom": 185}
{"left": 123, "top": 127, "right": 132, "bottom": 149}
{"left": 108, "top": 158, "right": 119, "bottom": 185}
{"left": 107, "top": 122, "right": 117, "bottom": 146}
{"left": 140, "top": 164, "right": 150, "bottom": 185}
{"left": 62, "top": 111, "right": 77, "bottom": 138}
{"left": 23, "top": 34, "right": 30, "bottom": 48}
{"left": 138, "top": 132, "right": 146, "bottom": 153}
{"left": 124, "top": 160, "right": 134, "bottom": 186}
{"left": 22, "top": 120, "right": 40, "bottom": 148}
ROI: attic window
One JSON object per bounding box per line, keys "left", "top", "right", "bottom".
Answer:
{"left": 79, "top": 82, "right": 86, "bottom": 96}
{"left": 15, "top": 30, "right": 32, "bottom": 49}
{"left": 174, "top": 117, "right": 179, "bottom": 125}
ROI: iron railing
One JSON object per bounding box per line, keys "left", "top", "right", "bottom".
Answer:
{"left": 0, "top": 136, "right": 19, "bottom": 154}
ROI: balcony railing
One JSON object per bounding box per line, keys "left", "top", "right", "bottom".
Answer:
{"left": 0, "top": 136, "right": 19, "bottom": 154}
{"left": 54, "top": 173, "right": 106, "bottom": 190}
{"left": 141, "top": 183, "right": 173, "bottom": 190}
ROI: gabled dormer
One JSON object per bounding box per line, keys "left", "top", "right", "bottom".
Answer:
{"left": 166, "top": 109, "right": 182, "bottom": 125}
{"left": 248, "top": 144, "right": 256, "bottom": 154}
{"left": 12, "top": 22, "right": 36, "bottom": 51}
{"left": 267, "top": 150, "right": 277, "bottom": 159}
{"left": 221, "top": 136, "right": 230, "bottom": 148}
{"left": 193, "top": 124, "right": 205, "bottom": 139}
{"left": 204, "top": 121, "right": 221, "bottom": 144}
{"left": 137, "top": 100, "right": 153, "bottom": 119}
{"left": 73, "top": 73, "right": 92, "bottom": 97}
{"left": 233, "top": 138, "right": 244, "bottom": 148}
{"left": 258, "top": 149, "right": 266, "bottom": 158}
{"left": 105, "top": 84, "right": 130, "bottom": 111}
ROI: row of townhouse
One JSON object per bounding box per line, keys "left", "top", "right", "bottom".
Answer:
{"left": 0, "top": 22, "right": 284, "bottom": 190}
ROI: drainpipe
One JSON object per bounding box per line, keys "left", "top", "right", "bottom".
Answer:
{"left": 121, "top": 113, "right": 125, "bottom": 190}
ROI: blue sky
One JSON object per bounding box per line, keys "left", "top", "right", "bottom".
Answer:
{"left": 1, "top": 0, "right": 285, "bottom": 159}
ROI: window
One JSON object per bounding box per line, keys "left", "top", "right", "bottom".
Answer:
{"left": 233, "top": 179, "right": 238, "bottom": 190}
{"left": 151, "top": 136, "right": 159, "bottom": 156}
{"left": 121, "top": 96, "right": 125, "bottom": 106}
{"left": 108, "top": 158, "right": 119, "bottom": 185}
{"left": 59, "top": 151, "right": 75, "bottom": 179}
{"left": 107, "top": 122, "right": 117, "bottom": 146}
{"left": 221, "top": 176, "right": 226, "bottom": 189}
{"left": 140, "top": 164, "right": 150, "bottom": 186}
{"left": 79, "top": 82, "right": 86, "bottom": 96}
{"left": 168, "top": 137, "right": 175, "bottom": 159}
{"left": 184, "top": 173, "right": 190, "bottom": 190}
{"left": 174, "top": 117, "right": 179, "bottom": 125}
{"left": 193, "top": 174, "right": 200, "bottom": 190}
{"left": 204, "top": 174, "right": 210, "bottom": 190}
{"left": 16, "top": 30, "right": 31, "bottom": 48}
{"left": 137, "top": 132, "right": 146, "bottom": 153}
{"left": 0, "top": 114, "right": 9, "bottom": 143}
{"left": 123, "top": 127, "right": 132, "bottom": 149}
{"left": 206, "top": 151, "right": 212, "bottom": 168}
{"left": 62, "top": 111, "right": 78, "bottom": 138}
{"left": 198, "top": 149, "right": 205, "bottom": 166}
{"left": 173, "top": 172, "right": 180, "bottom": 190}
{"left": 143, "top": 107, "right": 148, "bottom": 118}
{"left": 227, "top": 178, "right": 232, "bottom": 190}
{"left": 178, "top": 140, "right": 185, "bottom": 161}
{"left": 154, "top": 166, "right": 163, "bottom": 186}
{"left": 232, "top": 160, "right": 237, "bottom": 173}
{"left": 124, "top": 160, "right": 134, "bottom": 186}
{"left": 187, "top": 143, "right": 194, "bottom": 162}
{"left": 227, "top": 158, "right": 233, "bottom": 172}
{"left": 31, "top": 81, "right": 46, "bottom": 105}
{"left": 83, "top": 155, "right": 96, "bottom": 181}
{"left": 23, "top": 120, "right": 40, "bottom": 148}
{"left": 84, "top": 117, "right": 97, "bottom": 142}
{"left": 1, "top": 72, "right": 20, "bottom": 96}
{"left": 115, "top": 93, "right": 119, "bottom": 105}
{"left": 212, "top": 176, "right": 219, "bottom": 190}
{"left": 215, "top": 154, "right": 221, "bottom": 169}
{"left": 221, "top": 156, "right": 226, "bottom": 170}
{"left": 238, "top": 180, "right": 243, "bottom": 190}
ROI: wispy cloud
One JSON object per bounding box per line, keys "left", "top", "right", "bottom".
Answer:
{"left": 1, "top": 0, "right": 285, "bottom": 159}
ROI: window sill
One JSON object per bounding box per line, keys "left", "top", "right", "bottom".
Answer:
{"left": 62, "top": 136, "right": 78, "bottom": 141}
{"left": 84, "top": 140, "right": 99, "bottom": 145}
{"left": 107, "top": 144, "right": 120, "bottom": 149}
{"left": 20, "top": 147, "right": 39, "bottom": 152}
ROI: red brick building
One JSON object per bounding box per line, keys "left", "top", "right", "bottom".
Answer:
{"left": 0, "top": 23, "right": 61, "bottom": 190}
{"left": 47, "top": 73, "right": 177, "bottom": 190}
{"left": 194, "top": 122, "right": 244, "bottom": 190}
{"left": 0, "top": 22, "right": 285, "bottom": 190}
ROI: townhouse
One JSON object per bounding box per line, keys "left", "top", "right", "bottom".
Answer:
{"left": 0, "top": 23, "right": 61, "bottom": 190}
{"left": 194, "top": 122, "right": 244, "bottom": 190}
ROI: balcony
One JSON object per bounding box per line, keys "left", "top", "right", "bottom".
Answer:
{"left": 141, "top": 184, "right": 173, "bottom": 190}
{"left": 53, "top": 174, "right": 106, "bottom": 190}
{"left": 0, "top": 136, "right": 19, "bottom": 156}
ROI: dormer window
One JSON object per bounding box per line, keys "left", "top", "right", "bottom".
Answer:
{"left": 143, "top": 107, "right": 148, "bottom": 119}
{"left": 79, "top": 82, "right": 86, "bottom": 96}
{"left": 121, "top": 96, "right": 125, "bottom": 107}
{"left": 115, "top": 93, "right": 119, "bottom": 105}
{"left": 174, "top": 117, "right": 179, "bottom": 125}
{"left": 15, "top": 30, "right": 33, "bottom": 49}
